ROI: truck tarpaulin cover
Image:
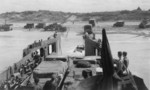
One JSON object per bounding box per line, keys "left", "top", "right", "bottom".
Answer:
{"left": 33, "top": 61, "right": 67, "bottom": 78}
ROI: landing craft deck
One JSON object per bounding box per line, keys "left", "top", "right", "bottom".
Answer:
{"left": 66, "top": 56, "right": 101, "bottom": 79}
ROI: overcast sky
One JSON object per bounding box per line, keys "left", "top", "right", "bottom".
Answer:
{"left": 0, "top": 0, "right": 149, "bottom": 13}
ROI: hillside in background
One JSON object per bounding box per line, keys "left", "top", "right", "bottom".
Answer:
{"left": 0, "top": 7, "right": 150, "bottom": 23}
{"left": 0, "top": 10, "right": 72, "bottom": 23}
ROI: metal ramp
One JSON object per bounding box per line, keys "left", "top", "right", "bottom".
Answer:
{"left": 117, "top": 67, "right": 138, "bottom": 90}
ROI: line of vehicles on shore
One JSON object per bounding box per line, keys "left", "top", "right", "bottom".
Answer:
{"left": 24, "top": 23, "right": 67, "bottom": 32}
{"left": 1, "top": 18, "right": 150, "bottom": 32}
{"left": 0, "top": 22, "right": 67, "bottom": 32}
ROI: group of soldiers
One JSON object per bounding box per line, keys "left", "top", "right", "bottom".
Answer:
{"left": 0, "top": 51, "right": 42, "bottom": 90}
{"left": 23, "top": 39, "right": 43, "bottom": 57}
{"left": 113, "top": 51, "right": 129, "bottom": 79}
{"left": 28, "top": 73, "right": 61, "bottom": 90}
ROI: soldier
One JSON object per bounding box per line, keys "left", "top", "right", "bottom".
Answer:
{"left": 122, "top": 51, "right": 129, "bottom": 71}
{"left": 53, "top": 31, "right": 57, "bottom": 38}
{"left": 4, "top": 81, "right": 10, "bottom": 90}
{"left": 118, "top": 51, "right": 122, "bottom": 61}
{"left": 43, "top": 73, "right": 58, "bottom": 90}
{"left": 113, "top": 51, "right": 124, "bottom": 75}
{"left": 32, "top": 77, "right": 42, "bottom": 90}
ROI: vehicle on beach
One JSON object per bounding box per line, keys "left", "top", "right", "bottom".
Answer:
{"left": 0, "top": 20, "right": 13, "bottom": 31}
{"left": 0, "top": 24, "right": 13, "bottom": 31}
{"left": 44, "top": 23, "right": 67, "bottom": 32}
{"left": 24, "top": 23, "right": 34, "bottom": 29}
{"left": 83, "top": 25, "right": 93, "bottom": 34}
{"left": 139, "top": 19, "right": 150, "bottom": 28}
{"left": 113, "top": 21, "right": 125, "bottom": 27}
{"left": 35, "top": 23, "right": 46, "bottom": 29}
{"left": 89, "top": 19, "right": 96, "bottom": 27}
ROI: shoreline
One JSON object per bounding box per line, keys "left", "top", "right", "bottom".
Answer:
{"left": 94, "top": 30, "right": 150, "bottom": 37}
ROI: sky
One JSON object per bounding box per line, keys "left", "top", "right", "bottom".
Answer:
{"left": 0, "top": 0, "right": 150, "bottom": 13}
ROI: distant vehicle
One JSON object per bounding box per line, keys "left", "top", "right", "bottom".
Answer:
{"left": 0, "top": 24, "right": 13, "bottom": 31}
{"left": 84, "top": 24, "right": 93, "bottom": 34}
{"left": 24, "top": 23, "right": 34, "bottom": 29}
{"left": 44, "top": 23, "right": 67, "bottom": 32}
{"left": 35, "top": 23, "right": 46, "bottom": 29}
{"left": 89, "top": 19, "right": 95, "bottom": 27}
{"left": 44, "top": 23, "right": 56, "bottom": 31}
{"left": 139, "top": 19, "right": 150, "bottom": 28}
{"left": 113, "top": 21, "right": 124, "bottom": 27}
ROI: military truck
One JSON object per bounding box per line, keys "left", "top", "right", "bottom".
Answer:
{"left": 89, "top": 19, "right": 95, "bottom": 27}
{"left": 139, "top": 19, "right": 150, "bottom": 28}
{"left": 24, "top": 23, "right": 34, "bottom": 29}
{"left": 44, "top": 23, "right": 67, "bottom": 32}
{"left": 0, "top": 24, "right": 13, "bottom": 31}
{"left": 113, "top": 21, "right": 124, "bottom": 27}
{"left": 35, "top": 23, "right": 46, "bottom": 29}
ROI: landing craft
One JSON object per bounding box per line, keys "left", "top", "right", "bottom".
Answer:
{"left": 0, "top": 34, "right": 67, "bottom": 90}
{"left": 63, "top": 29, "right": 148, "bottom": 90}
{"left": 62, "top": 29, "right": 102, "bottom": 90}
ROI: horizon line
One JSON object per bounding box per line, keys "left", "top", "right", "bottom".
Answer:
{"left": 0, "top": 7, "right": 149, "bottom": 14}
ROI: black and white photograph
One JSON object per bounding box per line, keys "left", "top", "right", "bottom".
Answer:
{"left": 0, "top": 0, "right": 149, "bottom": 90}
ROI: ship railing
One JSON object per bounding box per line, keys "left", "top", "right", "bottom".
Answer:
{"left": 23, "top": 33, "right": 59, "bottom": 57}
{"left": 57, "top": 67, "right": 69, "bottom": 90}
{"left": 0, "top": 34, "right": 61, "bottom": 86}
